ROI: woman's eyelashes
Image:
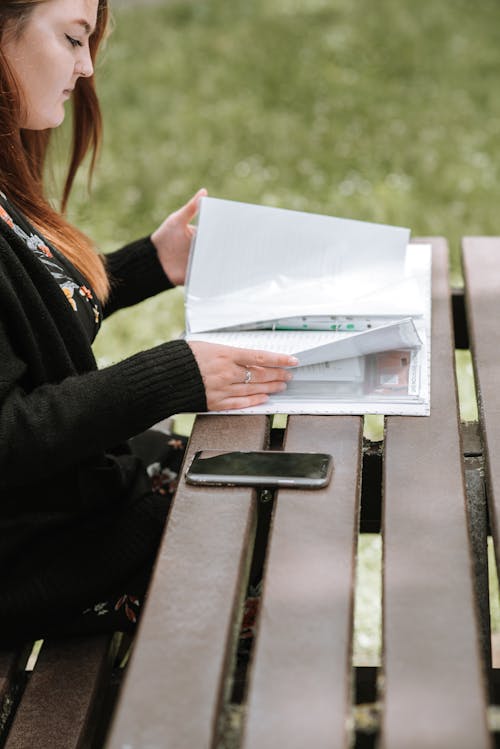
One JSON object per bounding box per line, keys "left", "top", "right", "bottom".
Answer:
{"left": 65, "top": 34, "right": 82, "bottom": 48}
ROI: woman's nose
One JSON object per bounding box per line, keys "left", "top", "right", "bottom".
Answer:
{"left": 75, "top": 47, "right": 94, "bottom": 78}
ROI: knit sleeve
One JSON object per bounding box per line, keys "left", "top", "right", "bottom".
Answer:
{"left": 103, "top": 236, "right": 174, "bottom": 317}
{"left": 0, "top": 332, "right": 207, "bottom": 488}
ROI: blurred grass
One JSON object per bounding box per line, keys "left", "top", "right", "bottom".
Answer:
{"left": 55, "top": 0, "right": 500, "bottom": 366}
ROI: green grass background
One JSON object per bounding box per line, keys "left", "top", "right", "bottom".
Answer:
{"left": 56, "top": 0, "right": 500, "bottom": 661}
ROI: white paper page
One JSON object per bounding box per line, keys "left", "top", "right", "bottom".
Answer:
{"left": 186, "top": 197, "right": 411, "bottom": 333}
{"left": 185, "top": 329, "right": 347, "bottom": 355}
{"left": 292, "top": 318, "right": 421, "bottom": 365}
{"left": 291, "top": 358, "right": 364, "bottom": 382}
{"left": 185, "top": 318, "right": 421, "bottom": 367}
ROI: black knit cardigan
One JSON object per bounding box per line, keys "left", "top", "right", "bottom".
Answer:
{"left": 0, "top": 219, "right": 206, "bottom": 632}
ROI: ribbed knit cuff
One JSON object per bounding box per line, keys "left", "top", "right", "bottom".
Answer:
{"left": 104, "top": 236, "right": 174, "bottom": 316}
{"left": 108, "top": 338, "right": 207, "bottom": 435}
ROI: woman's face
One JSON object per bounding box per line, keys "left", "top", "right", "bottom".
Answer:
{"left": 2, "top": 0, "right": 99, "bottom": 130}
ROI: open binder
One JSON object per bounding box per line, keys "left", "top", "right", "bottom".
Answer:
{"left": 184, "top": 197, "right": 431, "bottom": 415}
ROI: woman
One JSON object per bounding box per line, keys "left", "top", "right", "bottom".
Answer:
{"left": 0, "top": 0, "right": 295, "bottom": 637}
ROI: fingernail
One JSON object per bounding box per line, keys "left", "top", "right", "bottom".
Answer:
{"left": 288, "top": 356, "right": 299, "bottom": 366}
{"left": 278, "top": 383, "right": 287, "bottom": 391}
{"left": 285, "top": 372, "right": 293, "bottom": 381}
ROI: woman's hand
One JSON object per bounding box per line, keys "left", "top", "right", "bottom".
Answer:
{"left": 150, "top": 188, "right": 207, "bottom": 286}
{"left": 188, "top": 341, "right": 298, "bottom": 411}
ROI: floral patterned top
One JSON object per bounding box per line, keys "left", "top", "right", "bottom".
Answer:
{"left": 0, "top": 191, "right": 102, "bottom": 343}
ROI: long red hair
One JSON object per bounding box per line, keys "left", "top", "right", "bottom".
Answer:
{"left": 0, "top": 0, "right": 110, "bottom": 300}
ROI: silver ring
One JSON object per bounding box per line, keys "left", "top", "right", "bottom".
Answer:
{"left": 244, "top": 368, "right": 252, "bottom": 384}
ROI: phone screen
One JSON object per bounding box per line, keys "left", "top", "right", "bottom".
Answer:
{"left": 185, "top": 450, "right": 333, "bottom": 489}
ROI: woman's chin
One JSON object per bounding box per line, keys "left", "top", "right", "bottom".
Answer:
{"left": 23, "top": 108, "right": 66, "bottom": 131}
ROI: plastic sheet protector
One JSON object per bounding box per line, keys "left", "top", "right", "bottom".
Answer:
{"left": 184, "top": 197, "right": 431, "bottom": 415}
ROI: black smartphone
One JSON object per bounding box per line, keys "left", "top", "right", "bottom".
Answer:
{"left": 185, "top": 450, "right": 333, "bottom": 489}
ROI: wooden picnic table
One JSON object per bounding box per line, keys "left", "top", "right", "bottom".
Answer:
{"left": 103, "top": 236, "right": 495, "bottom": 749}
{"left": 2, "top": 236, "right": 500, "bottom": 748}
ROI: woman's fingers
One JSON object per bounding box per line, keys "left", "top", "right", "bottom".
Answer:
{"left": 150, "top": 188, "right": 208, "bottom": 286}
{"left": 234, "top": 349, "right": 298, "bottom": 370}
{"left": 187, "top": 341, "right": 297, "bottom": 411}
{"left": 213, "top": 394, "right": 272, "bottom": 411}
{"left": 229, "top": 381, "right": 288, "bottom": 398}
{"left": 232, "top": 365, "right": 293, "bottom": 386}
{"left": 174, "top": 187, "right": 208, "bottom": 227}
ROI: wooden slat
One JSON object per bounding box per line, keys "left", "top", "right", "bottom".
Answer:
{"left": 106, "top": 414, "right": 268, "bottom": 749}
{"left": 381, "top": 238, "right": 490, "bottom": 748}
{"left": 5, "top": 635, "right": 116, "bottom": 749}
{"left": 463, "top": 238, "right": 500, "bottom": 576}
{"left": 243, "top": 415, "right": 362, "bottom": 749}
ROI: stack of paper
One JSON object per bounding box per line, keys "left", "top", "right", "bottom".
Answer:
{"left": 185, "top": 197, "right": 431, "bottom": 415}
